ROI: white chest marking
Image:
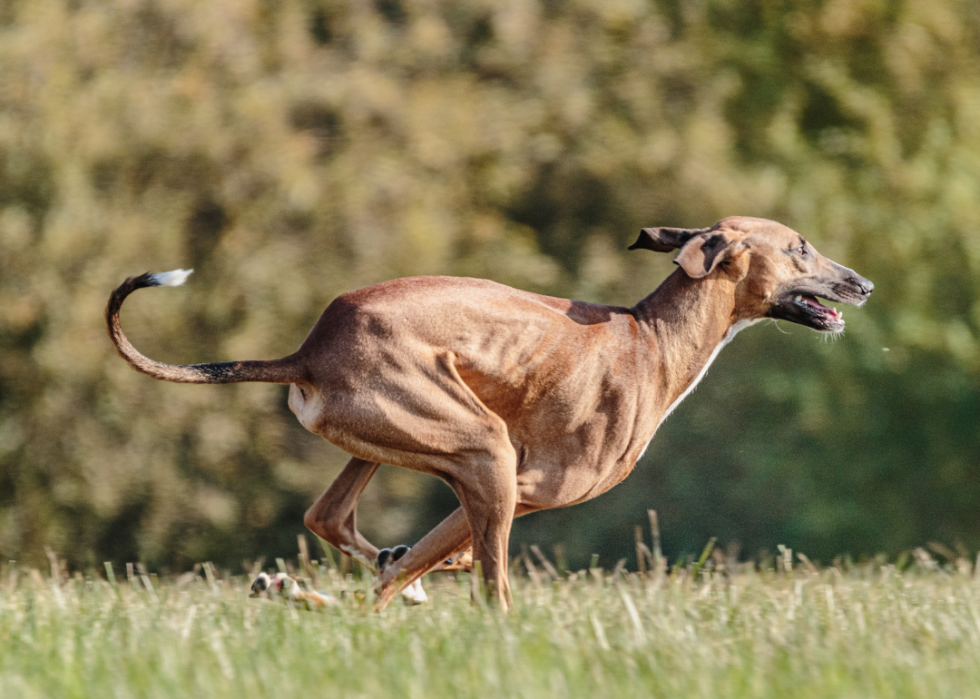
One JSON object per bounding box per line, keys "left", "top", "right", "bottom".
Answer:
{"left": 636, "top": 319, "right": 760, "bottom": 461}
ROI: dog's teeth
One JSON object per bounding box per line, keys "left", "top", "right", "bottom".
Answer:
{"left": 794, "top": 295, "right": 802, "bottom": 303}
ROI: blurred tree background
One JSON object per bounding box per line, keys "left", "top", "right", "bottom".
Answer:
{"left": 1, "top": 0, "right": 980, "bottom": 570}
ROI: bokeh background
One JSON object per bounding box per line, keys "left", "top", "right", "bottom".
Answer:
{"left": 2, "top": 0, "right": 980, "bottom": 571}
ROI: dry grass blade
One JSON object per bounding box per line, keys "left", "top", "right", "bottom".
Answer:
{"left": 529, "top": 545, "right": 560, "bottom": 580}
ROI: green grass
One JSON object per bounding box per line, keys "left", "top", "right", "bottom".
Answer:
{"left": 3, "top": 550, "right": 980, "bottom": 698}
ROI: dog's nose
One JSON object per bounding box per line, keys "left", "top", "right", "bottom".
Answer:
{"left": 851, "top": 275, "right": 874, "bottom": 295}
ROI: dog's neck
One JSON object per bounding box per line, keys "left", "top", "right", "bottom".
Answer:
{"left": 632, "top": 269, "right": 741, "bottom": 415}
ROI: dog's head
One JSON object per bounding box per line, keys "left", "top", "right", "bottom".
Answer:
{"left": 630, "top": 216, "right": 873, "bottom": 333}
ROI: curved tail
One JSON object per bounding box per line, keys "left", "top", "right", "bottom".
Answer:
{"left": 106, "top": 270, "right": 305, "bottom": 385}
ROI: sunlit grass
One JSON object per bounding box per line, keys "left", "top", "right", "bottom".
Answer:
{"left": 3, "top": 547, "right": 980, "bottom": 698}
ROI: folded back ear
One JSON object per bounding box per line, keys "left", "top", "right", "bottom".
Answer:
{"left": 628, "top": 227, "right": 709, "bottom": 252}
{"left": 675, "top": 231, "right": 750, "bottom": 278}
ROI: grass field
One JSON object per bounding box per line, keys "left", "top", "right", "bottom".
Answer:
{"left": 3, "top": 545, "right": 980, "bottom": 699}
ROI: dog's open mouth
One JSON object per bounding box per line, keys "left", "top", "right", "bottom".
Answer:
{"left": 769, "top": 292, "right": 846, "bottom": 332}
{"left": 796, "top": 294, "right": 843, "bottom": 330}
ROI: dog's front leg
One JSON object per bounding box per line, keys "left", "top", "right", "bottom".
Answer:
{"left": 373, "top": 507, "right": 472, "bottom": 611}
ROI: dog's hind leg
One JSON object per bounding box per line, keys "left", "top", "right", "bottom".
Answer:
{"left": 304, "top": 457, "right": 382, "bottom": 572}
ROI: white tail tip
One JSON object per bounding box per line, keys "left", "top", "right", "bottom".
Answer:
{"left": 149, "top": 269, "right": 194, "bottom": 287}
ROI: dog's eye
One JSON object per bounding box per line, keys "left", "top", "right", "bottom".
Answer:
{"left": 795, "top": 245, "right": 807, "bottom": 257}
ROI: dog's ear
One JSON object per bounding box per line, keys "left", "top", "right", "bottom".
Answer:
{"left": 628, "top": 227, "right": 709, "bottom": 253}
{"left": 675, "top": 231, "right": 750, "bottom": 278}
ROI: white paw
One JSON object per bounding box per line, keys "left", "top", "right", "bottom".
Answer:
{"left": 400, "top": 578, "right": 428, "bottom": 604}
{"left": 378, "top": 545, "right": 428, "bottom": 605}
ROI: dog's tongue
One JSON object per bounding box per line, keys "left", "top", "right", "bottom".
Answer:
{"left": 803, "top": 295, "right": 841, "bottom": 319}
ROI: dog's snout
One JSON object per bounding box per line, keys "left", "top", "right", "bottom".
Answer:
{"left": 841, "top": 267, "right": 873, "bottom": 296}
{"left": 832, "top": 261, "right": 874, "bottom": 297}
{"left": 853, "top": 276, "right": 874, "bottom": 295}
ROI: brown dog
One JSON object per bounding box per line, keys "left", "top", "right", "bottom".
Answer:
{"left": 107, "top": 216, "right": 872, "bottom": 610}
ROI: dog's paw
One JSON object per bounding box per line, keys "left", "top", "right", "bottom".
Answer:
{"left": 400, "top": 577, "right": 428, "bottom": 604}
{"left": 377, "top": 544, "right": 411, "bottom": 570}
{"left": 377, "top": 545, "right": 428, "bottom": 605}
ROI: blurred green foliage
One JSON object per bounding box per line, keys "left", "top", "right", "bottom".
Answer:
{"left": 1, "top": 0, "right": 980, "bottom": 569}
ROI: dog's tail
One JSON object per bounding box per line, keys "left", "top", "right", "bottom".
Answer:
{"left": 106, "top": 270, "right": 305, "bottom": 385}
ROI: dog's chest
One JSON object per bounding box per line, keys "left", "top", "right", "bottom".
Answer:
{"left": 635, "top": 319, "right": 760, "bottom": 462}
